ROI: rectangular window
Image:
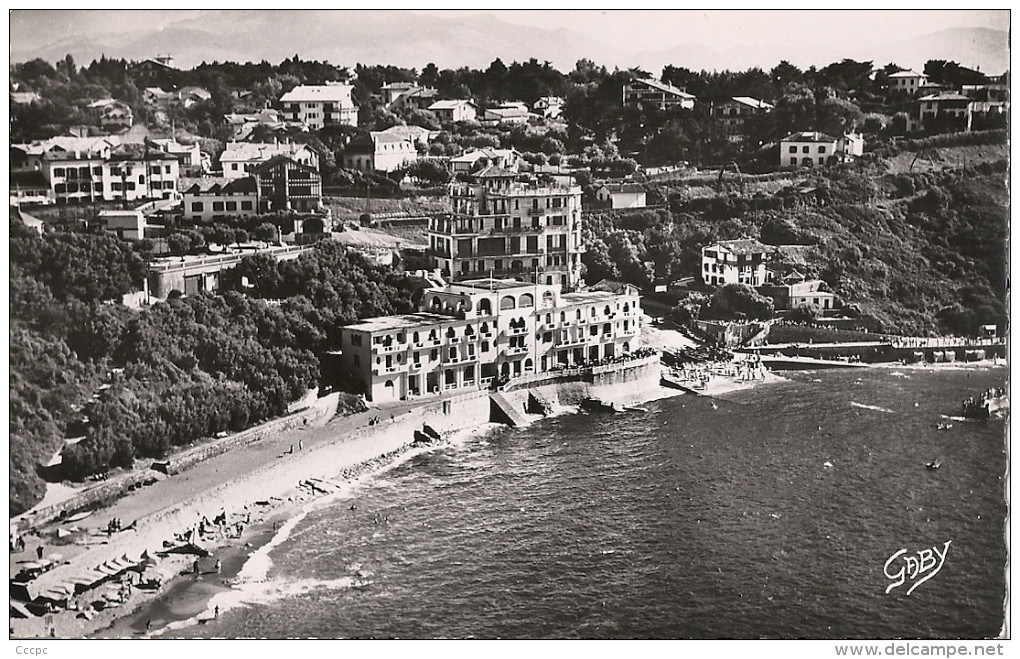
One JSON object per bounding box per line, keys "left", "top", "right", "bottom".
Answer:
{"left": 802, "top": 146, "right": 810, "bottom": 153}
{"left": 125, "top": 182, "right": 135, "bottom": 190}
{"left": 818, "top": 146, "right": 826, "bottom": 154}
{"left": 192, "top": 202, "right": 204, "bottom": 212}
{"left": 53, "top": 167, "right": 65, "bottom": 176}
{"left": 241, "top": 200, "right": 253, "bottom": 211}
{"left": 165, "top": 165, "right": 172, "bottom": 174}
{"left": 350, "top": 334, "right": 362, "bottom": 346}
{"left": 790, "top": 157, "right": 797, "bottom": 165}
{"left": 93, "top": 166, "right": 102, "bottom": 175}
{"left": 213, "top": 201, "right": 225, "bottom": 211}
{"left": 226, "top": 201, "right": 237, "bottom": 211}
{"left": 787, "top": 146, "right": 796, "bottom": 154}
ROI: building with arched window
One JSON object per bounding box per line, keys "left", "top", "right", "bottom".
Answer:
{"left": 339, "top": 278, "right": 642, "bottom": 401}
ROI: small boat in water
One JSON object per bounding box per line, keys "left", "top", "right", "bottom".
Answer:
{"left": 926, "top": 459, "right": 943, "bottom": 470}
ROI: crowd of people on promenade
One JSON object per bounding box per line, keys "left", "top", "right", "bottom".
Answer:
{"left": 892, "top": 335, "right": 1002, "bottom": 348}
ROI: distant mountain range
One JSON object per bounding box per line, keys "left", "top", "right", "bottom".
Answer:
{"left": 11, "top": 10, "right": 1009, "bottom": 76}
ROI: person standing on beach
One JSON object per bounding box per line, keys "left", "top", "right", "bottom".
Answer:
{"left": 215, "top": 559, "right": 221, "bottom": 574}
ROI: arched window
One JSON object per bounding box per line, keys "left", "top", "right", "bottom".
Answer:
{"left": 519, "top": 293, "right": 534, "bottom": 308}
{"left": 590, "top": 306, "right": 597, "bottom": 317}
{"left": 480, "top": 321, "right": 490, "bottom": 334}
{"left": 604, "top": 305, "right": 611, "bottom": 316}
{"left": 413, "top": 331, "right": 420, "bottom": 344}
{"left": 500, "top": 295, "right": 516, "bottom": 310}
{"left": 446, "top": 327, "right": 456, "bottom": 338}
{"left": 457, "top": 299, "right": 467, "bottom": 312}
{"left": 542, "top": 290, "right": 555, "bottom": 307}
{"left": 623, "top": 303, "right": 630, "bottom": 313}
{"left": 478, "top": 298, "right": 493, "bottom": 315}
{"left": 545, "top": 313, "right": 552, "bottom": 324}
{"left": 576, "top": 309, "right": 582, "bottom": 320}
{"left": 431, "top": 296, "right": 441, "bottom": 309}
{"left": 524, "top": 358, "right": 534, "bottom": 372}
{"left": 510, "top": 260, "right": 523, "bottom": 272}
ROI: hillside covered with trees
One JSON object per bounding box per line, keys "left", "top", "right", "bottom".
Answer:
{"left": 9, "top": 225, "right": 417, "bottom": 516}
{"left": 582, "top": 141, "right": 1008, "bottom": 336}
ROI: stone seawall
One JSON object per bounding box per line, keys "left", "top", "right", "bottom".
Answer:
{"left": 14, "top": 393, "right": 342, "bottom": 534}
{"left": 498, "top": 356, "right": 663, "bottom": 413}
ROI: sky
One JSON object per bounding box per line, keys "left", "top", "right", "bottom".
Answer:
{"left": 413, "top": 9, "right": 1009, "bottom": 52}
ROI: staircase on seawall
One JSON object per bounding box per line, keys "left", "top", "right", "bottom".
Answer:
{"left": 489, "top": 391, "right": 530, "bottom": 428}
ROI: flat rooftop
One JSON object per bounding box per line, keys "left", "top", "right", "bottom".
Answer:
{"left": 343, "top": 312, "right": 454, "bottom": 333}
{"left": 561, "top": 290, "right": 630, "bottom": 304}
{"left": 453, "top": 278, "right": 537, "bottom": 292}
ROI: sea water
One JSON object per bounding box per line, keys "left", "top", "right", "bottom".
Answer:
{"left": 167, "top": 366, "right": 1007, "bottom": 639}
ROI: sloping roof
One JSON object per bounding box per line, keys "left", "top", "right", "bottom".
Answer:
{"left": 184, "top": 176, "right": 258, "bottom": 195}
{"left": 428, "top": 99, "right": 478, "bottom": 110}
{"left": 888, "top": 70, "right": 925, "bottom": 78}
{"left": 590, "top": 279, "right": 634, "bottom": 294}
{"left": 731, "top": 96, "right": 774, "bottom": 110}
{"left": 450, "top": 148, "right": 518, "bottom": 164}
{"left": 918, "top": 92, "right": 971, "bottom": 102}
{"left": 632, "top": 77, "right": 696, "bottom": 100}
{"left": 379, "top": 125, "right": 432, "bottom": 140}
{"left": 602, "top": 182, "right": 645, "bottom": 194}
{"left": 220, "top": 141, "right": 310, "bottom": 162}
{"left": 10, "top": 91, "right": 41, "bottom": 104}
{"left": 709, "top": 238, "right": 772, "bottom": 255}
{"left": 368, "top": 131, "right": 410, "bottom": 144}
{"left": 780, "top": 131, "right": 838, "bottom": 143}
{"left": 381, "top": 81, "right": 417, "bottom": 91}
{"left": 253, "top": 154, "right": 320, "bottom": 176}
{"left": 44, "top": 136, "right": 115, "bottom": 155}
{"left": 473, "top": 165, "right": 517, "bottom": 178}
{"left": 11, "top": 170, "right": 49, "bottom": 187}
{"left": 280, "top": 84, "right": 356, "bottom": 106}
{"left": 87, "top": 98, "right": 127, "bottom": 109}
{"left": 109, "top": 143, "right": 178, "bottom": 161}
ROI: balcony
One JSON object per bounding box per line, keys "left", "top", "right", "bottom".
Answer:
{"left": 492, "top": 223, "right": 544, "bottom": 234}
{"left": 508, "top": 325, "right": 529, "bottom": 335}
{"left": 376, "top": 342, "right": 406, "bottom": 353}
{"left": 372, "top": 364, "right": 403, "bottom": 375}
{"left": 559, "top": 335, "right": 586, "bottom": 347}
{"left": 507, "top": 345, "right": 529, "bottom": 355}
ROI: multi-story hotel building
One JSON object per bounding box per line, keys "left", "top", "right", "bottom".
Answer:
{"left": 339, "top": 278, "right": 642, "bottom": 402}
{"left": 428, "top": 168, "right": 585, "bottom": 292}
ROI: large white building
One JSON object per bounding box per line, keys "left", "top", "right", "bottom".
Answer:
{"left": 430, "top": 168, "right": 585, "bottom": 291}
{"left": 339, "top": 278, "right": 643, "bottom": 401}
{"left": 279, "top": 83, "right": 359, "bottom": 130}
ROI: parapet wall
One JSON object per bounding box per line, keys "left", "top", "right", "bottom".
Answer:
{"left": 14, "top": 393, "right": 341, "bottom": 533}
